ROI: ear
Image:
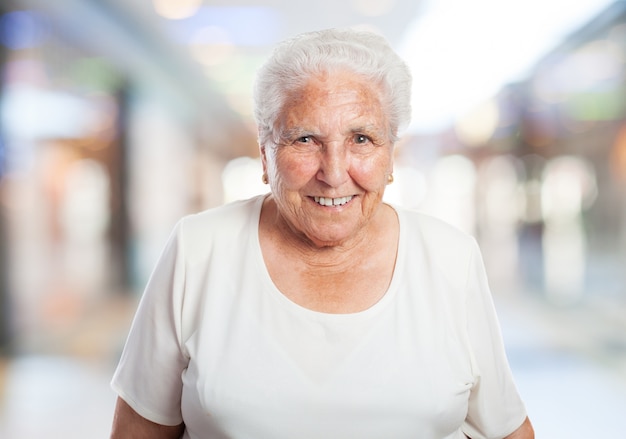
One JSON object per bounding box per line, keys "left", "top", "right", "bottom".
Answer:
{"left": 259, "top": 143, "right": 268, "bottom": 175}
{"left": 257, "top": 127, "right": 268, "bottom": 172}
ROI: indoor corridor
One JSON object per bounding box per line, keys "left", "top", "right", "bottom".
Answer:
{"left": 2, "top": 1, "right": 626, "bottom": 438}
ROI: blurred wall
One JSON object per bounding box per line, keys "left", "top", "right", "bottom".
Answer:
{"left": 0, "top": 0, "right": 625, "bottom": 353}
{"left": 0, "top": 0, "right": 257, "bottom": 352}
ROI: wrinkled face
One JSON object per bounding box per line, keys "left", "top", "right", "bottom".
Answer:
{"left": 260, "top": 70, "right": 394, "bottom": 248}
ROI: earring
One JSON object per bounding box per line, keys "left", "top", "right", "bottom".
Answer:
{"left": 262, "top": 173, "right": 269, "bottom": 184}
{"left": 387, "top": 174, "right": 394, "bottom": 184}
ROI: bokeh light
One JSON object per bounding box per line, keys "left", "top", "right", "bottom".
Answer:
{"left": 151, "top": 0, "right": 202, "bottom": 20}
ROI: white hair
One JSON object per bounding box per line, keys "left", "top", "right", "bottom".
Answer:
{"left": 253, "top": 28, "right": 412, "bottom": 146}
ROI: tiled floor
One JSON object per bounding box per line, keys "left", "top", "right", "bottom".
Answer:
{"left": 496, "top": 294, "right": 626, "bottom": 437}
{"left": 0, "top": 295, "right": 135, "bottom": 439}
{"left": 0, "top": 355, "right": 117, "bottom": 439}
{"left": 1, "top": 292, "right": 625, "bottom": 438}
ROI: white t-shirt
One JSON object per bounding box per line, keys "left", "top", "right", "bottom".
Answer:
{"left": 111, "top": 195, "right": 527, "bottom": 439}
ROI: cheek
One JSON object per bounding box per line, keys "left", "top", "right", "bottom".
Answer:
{"left": 354, "top": 155, "right": 392, "bottom": 188}
{"left": 273, "top": 153, "right": 319, "bottom": 186}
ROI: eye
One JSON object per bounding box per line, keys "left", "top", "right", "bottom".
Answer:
{"left": 354, "top": 134, "right": 371, "bottom": 144}
{"left": 296, "top": 136, "right": 312, "bottom": 144}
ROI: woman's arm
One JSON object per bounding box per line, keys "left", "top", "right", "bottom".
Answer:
{"left": 504, "top": 417, "right": 534, "bottom": 439}
{"left": 110, "top": 397, "right": 185, "bottom": 439}
{"left": 464, "top": 417, "right": 534, "bottom": 439}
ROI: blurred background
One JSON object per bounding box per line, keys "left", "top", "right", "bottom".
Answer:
{"left": 0, "top": 0, "right": 625, "bottom": 437}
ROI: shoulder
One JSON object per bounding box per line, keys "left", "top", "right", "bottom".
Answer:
{"left": 397, "top": 206, "right": 476, "bottom": 251}
{"left": 395, "top": 206, "right": 479, "bottom": 287}
{"left": 173, "top": 195, "right": 264, "bottom": 261}
{"left": 182, "top": 195, "right": 264, "bottom": 233}
{"left": 178, "top": 196, "right": 263, "bottom": 237}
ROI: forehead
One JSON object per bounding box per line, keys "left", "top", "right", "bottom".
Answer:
{"left": 280, "top": 71, "right": 386, "bottom": 128}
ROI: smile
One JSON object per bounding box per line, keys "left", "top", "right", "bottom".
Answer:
{"left": 313, "top": 196, "right": 354, "bottom": 207}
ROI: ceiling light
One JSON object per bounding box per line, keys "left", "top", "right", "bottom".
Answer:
{"left": 152, "top": 0, "right": 202, "bottom": 20}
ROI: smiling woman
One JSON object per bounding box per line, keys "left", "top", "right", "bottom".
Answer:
{"left": 110, "top": 28, "right": 533, "bottom": 439}
{"left": 260, "top": 68, "right": 394, "bottom": 249}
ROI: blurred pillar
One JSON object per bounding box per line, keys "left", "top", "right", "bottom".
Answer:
{"left": 0, "top": 5, "right": 12, "bottom": 354}
{"left": 108, "top": 83, "right": 132, "bottom": 293}
{"left": 0, "top": 155, "right": 10, "bottom": 354}
{"left": 0, "top": 170, "right": 9, "bottom": 355}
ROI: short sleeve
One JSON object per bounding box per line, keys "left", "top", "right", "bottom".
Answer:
{"left": 462, "top": 239, "right": 527, "bottom": 439}
{"left": 111, "top": 220, "right": 189, "bottom": 426}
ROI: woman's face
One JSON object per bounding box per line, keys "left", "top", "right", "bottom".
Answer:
{"left": 261, "top": 70, "right": 394, "bottom": 248}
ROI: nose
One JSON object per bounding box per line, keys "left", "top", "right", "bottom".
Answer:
{"left": 316, "top": 142, "right": 349, "bottom": 187}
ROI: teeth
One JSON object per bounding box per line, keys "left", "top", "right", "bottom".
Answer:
{"left": 313, "top": 196, "right": 353, "bottom": 206}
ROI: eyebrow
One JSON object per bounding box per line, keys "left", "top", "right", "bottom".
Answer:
{"left": 281, "top": 124, "right": 382, "bottom": 136}
{"left": 276, "top": 121, "right": 387, "bottom": 145}
{"left": 349, "top": 124, "right": 384, "bottom": 135}
{"left": 277, "top": 126, "right": 314, "bottom": 142}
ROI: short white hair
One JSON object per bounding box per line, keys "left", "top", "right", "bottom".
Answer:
{"left": 253, "top": 28, "right": 412, "bottom": 146}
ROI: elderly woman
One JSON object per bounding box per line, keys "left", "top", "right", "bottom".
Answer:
{"left": 110, "top": 29, "right": 534, "bottom": 439}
